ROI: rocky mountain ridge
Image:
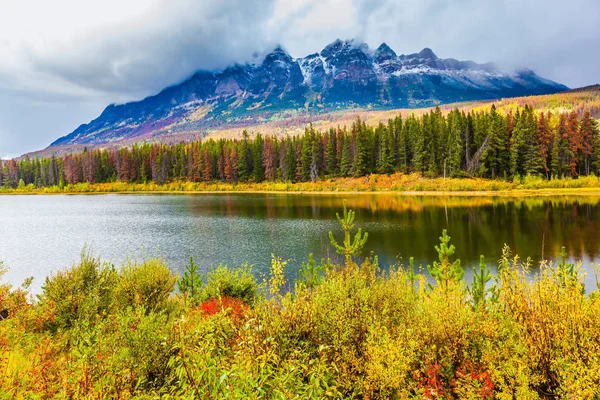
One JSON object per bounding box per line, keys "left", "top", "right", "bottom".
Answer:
{"left": 51, "top": 39, "right": 567, "bottom": 147}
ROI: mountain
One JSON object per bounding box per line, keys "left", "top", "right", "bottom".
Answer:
{"left": 51, "top": 39, "right": 568, "bottom": 148}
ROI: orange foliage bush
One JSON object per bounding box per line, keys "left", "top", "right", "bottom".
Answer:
{"left": 199, "top": 296, "right": 248, "bottom": 319}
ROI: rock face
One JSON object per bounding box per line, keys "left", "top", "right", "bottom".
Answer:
{"left": 52, "top": 39, "right": 568, "bottom": 147}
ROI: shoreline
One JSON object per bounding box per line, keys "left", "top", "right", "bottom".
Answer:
{"left": 3, "top": 187, "right": 600, "bottom": 197}
{"left": 3, "top": 173, "right": 600, "bottom": 197}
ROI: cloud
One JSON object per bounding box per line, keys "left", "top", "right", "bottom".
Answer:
{"left": 355, "top": 0, "right": 600, "bottom": 85}
{"left": 0, "top": 0, "right": 277, "bottom": 103}
{"left": 0, "top": 0, "right": 278, "bottom": 156}
{"left": 277, "top": 0, "right": 599, "bottom": 87}
{"left": 0, "top": 0, "right": 599, "bottom": 156}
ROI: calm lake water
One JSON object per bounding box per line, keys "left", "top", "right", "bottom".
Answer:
{"left": 1, "top": 193, "right": 599, "bottom": 293}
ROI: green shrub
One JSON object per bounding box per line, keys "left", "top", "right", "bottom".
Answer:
{"left": 39, "top": 251, "right": 117, "bottom": 332}
{"left": 177, "top": 256, "right": 205, "bottom": 307}
{"left": 116, "top": 258, "right": 177, "bottom": 313}
{"left": 200, "top": 264, "right": 258, "bottom": 305}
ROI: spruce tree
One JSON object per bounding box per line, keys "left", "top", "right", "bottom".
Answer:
{"left": 237, "top": 131, "right": 250, "bottom": 182}
{"left": 579, "top": 112, "right": 595, "bottom": 175}
{"left": 301, "top": 126, "right": 314, "bottom": 181}
{"left": 252, "top": 134, "right": 264, "bottom": 182}
{"left": 340, "top": 136, "right": 352, "bottom": 177}
{"left": 325, "top": 129, "right": 337, "bottom": 176}
{"left": 538, "top": 112, "right": 552, "bottom": 179}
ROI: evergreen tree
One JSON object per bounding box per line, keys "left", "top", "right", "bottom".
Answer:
{"left": 521, "top": 106, "right": 544, "bottom": 176}
{"left": 352, "top": 119, "right": 370, "bottom": 176}
{"left": 252, "top": 134, "right": 264, "bottom": 182}
{"left": 509, "top": 109, "right": 525, "bottom": 178}
{"left": 566, "top": 111, "right": 581, "bottom": 176}
{"left": 325, "top": 129, "right": 337, "bottom": 176}
{"left": 446, "top": 109, "right": 464, "bottom": 177}
{"left": 538, "top": 112, "right": 552, "bottom": 179}
{"left": 550, "top": 120, "right": 561, "bottom": 178}
{"left": 237, "top": 131, "right": 251, "bottom": 182}
{"left": 300, "top": 127, "right": 312, "bottom": 181}
{"left": 340, "top": 135, "right": 352, "bottom": 177}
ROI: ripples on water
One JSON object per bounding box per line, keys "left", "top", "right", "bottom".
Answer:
{"left": 1, "top": 193, "right": 599, "bottom": 293}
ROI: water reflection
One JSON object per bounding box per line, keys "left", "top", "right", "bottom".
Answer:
{"left": 1, "top": 194, "right": 599, "bottom": 293}
{"left": 183, "top": 193, "right": 600, "bottom": 263}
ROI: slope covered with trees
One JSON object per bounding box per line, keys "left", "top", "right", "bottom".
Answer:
{"left": 49, "top": 40, "right": 566, "bottom": 149}
{"left": 2, "top": 104, "right": 599, "bottom": 190}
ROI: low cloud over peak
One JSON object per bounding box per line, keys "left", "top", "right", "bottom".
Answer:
{"left": 1, "top": 0, "right": 598, "bottom": 157}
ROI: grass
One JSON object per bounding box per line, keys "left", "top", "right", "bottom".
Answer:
{"left": 3, "top": 173, "right": 600, "bottom": 196}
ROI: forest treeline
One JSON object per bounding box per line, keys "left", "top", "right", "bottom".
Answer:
{"left": 1, "top": 105, "right": 599, "bottom": 188}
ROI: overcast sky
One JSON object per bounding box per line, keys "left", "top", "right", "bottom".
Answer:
{"left": 1, "top": 0, "right": 598, "bottom": 158}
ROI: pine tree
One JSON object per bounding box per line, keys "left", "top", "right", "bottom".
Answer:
{"left": 237, "top": 131, "right": 251, "bottom": 182}
{"left": 352, "top": 118, "right": 371, "bottom": 177}
{"left": 377, "top": 123, "right": 394, "bottom": 174}
{"left": 252, "top": 134, "right": 264, "bottom": 182}
{"left": 550, "top": 121, "right": 561, "bottom": 178}
{"left": 413, "top": 114, "right": 427, "bottom": 175}
{"left": 295, "top": 141, "right": 302, "bottom": 182}
{"left": 522, "top": 106, "right": 544, "bottom": 176}
{"left": 340, "top": 135, "right": 352, "bottom": 177}
{"left": 325, "top": 129, "right": 337, "bottom": 176}
{"left": 301, "top": 126, "right": 314, "bottom": 181}
{"left": 509, "top": 109, "right": 525, "bottom": 178}
{"left": 538, "top": 112, "right": 552, "bottom": 179}
{"left": 591, "top": 117, "right": 600, "bottom": 175}
{"left": 566, "top": 111, "right": 581, "bottom": 176}
{"left": 328, "top": 200, "right": 369, "bottom": 264}
{"left": 446, "top": 109, "right": 464, "bottom": 177}
{"left": 284, "top": 139, "right": 296, "bottom": 182}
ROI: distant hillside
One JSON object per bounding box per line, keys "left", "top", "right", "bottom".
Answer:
{"left": 48, "top": 39, "right": 567, "bottom": 150}
{"left": 31, "top": 85, "right": 600, "bottom": 160}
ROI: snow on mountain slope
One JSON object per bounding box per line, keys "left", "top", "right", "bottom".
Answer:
{"left": 51, "top": 39, "right": 567, "bottom": 147}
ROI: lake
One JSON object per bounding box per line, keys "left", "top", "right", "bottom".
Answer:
{"left": 1, "top": 193, "right": 599, "bottom": 294}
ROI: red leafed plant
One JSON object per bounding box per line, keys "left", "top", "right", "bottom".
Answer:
{"left": 419, "top": 363, "right": 450, "bottom": 399}
{"left": 199, "top": 296, "right": 247, "bottom": 319}
{"left": 419, "top": 361, "right": 494, "bottom": 399}
{"left": 453, "top": 360, "right": 495, "bottom": 398}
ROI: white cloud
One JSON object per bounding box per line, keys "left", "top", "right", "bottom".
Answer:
{"left": 0, "top": 0, "right": 598, "bottom": 156}
{"left": 0, "top": 0, "right": 277, "bottom": 102}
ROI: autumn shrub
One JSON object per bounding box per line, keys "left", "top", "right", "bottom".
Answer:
{"left": 199, "top": 264, "right": 258, "bottom": 305}
{"left": 38, "top": 251, "right": 117, "bottom": 332}
{"left": 198, "top": 296, "right": 247, "bottom": 319}
{"left": 116, "top": 258, "right": 178, "bottom": 314}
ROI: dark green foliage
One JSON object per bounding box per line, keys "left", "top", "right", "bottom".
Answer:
{"left": 3, "top": 106, "right": 597, "bottom": 190}
{"left": 178, "top": 257, "right": 204, "bottom": 307}
{"left": 201, "top": 264, "right": 258, "bottom": 305}
{"left": 39, "top": 252, "right": 179, "bottom": 333}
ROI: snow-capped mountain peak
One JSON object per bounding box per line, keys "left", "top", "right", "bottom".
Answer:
{"left": 51, "top": 39, "right": 568, "bottom": 147}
